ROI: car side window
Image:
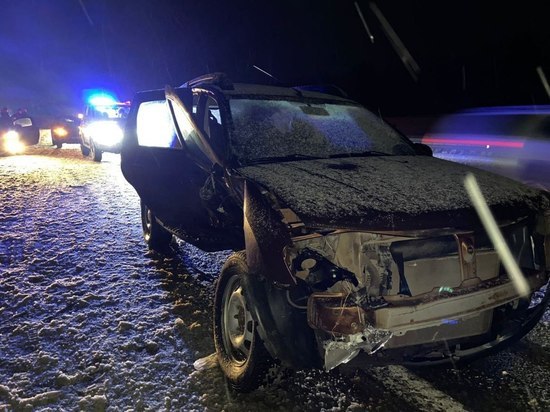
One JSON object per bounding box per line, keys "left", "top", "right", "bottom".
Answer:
{"left": 136, "top": 100, "right": 182, "bottom": 149}
{"left": 168, "top": 94, "right": 212, "bottom": 165}
{"left": 205, "top": 97, "right": 222, "bottom": 135}
{"left": 192, "top": 93, "right": 199, "bottom": 116}
{"left": 197, "top": 94, "right": 224, "bottom": 153}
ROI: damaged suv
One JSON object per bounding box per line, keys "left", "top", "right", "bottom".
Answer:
{"left": 121, "top": 73, "right": 550, "bottom": 392}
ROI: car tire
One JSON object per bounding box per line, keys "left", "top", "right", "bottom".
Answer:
{"left": 214, "top": 251, "right": 272, "bottom": 393}
{"left": 55, "top": 142, "right": 63, "bottom": 149}
{"left": 89, "top": 140, "right": 102, "bottom": 162}
{"left": 140, "top": 201, "right": 172, "bottom": 251}
{"left": 80, "top": 143, "right": 90, "bottom": 156}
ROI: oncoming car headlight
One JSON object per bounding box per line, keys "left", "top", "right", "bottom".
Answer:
{"left": 84, "top": 121, "right": 123, "bottom": 146}
{"left": 3, "top": 130, "right": 24, "bottom": 154}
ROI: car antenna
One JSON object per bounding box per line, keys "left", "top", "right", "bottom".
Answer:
{"left": 354, "top": 1, "right": 375, "bottom": 43}
{"left": 252, "top": 65, "right": 282, "bottom": 84}
{"left": 355, "top": 2, "right": 421, "bottom": 83}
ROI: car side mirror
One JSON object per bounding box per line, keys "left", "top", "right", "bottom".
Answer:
{"left": 13, "top": 117, "right": 33, "bottom": 127}
{"left": 413, "top": 143, "right": 433, "bottom": 156}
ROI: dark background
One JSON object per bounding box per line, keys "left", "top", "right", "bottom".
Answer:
{"left": 1, "top": 0, "right": 550, "bottom": 116}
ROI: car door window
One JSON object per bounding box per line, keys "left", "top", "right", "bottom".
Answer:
{"left": 136, "top": 100, "right": 182, "bottom": 149}
{"left": 200, "top": 95, "right": 224, "bottom": 153}
{"left": 165, "top": 86, "right": 222, "bottom": 167}
{"left": 192, "top": 93, "right": 199, "bottom": 115}
{"left": 169, "top": 98, "right": 203, "bottom": 145}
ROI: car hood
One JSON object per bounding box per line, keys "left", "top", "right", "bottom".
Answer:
{"left": 237, "top": 156, "right": 550, "bottom": 230}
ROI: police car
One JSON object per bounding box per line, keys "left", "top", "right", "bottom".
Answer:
{"left": 79, "top": 95, "right": 130, "bottom": 162}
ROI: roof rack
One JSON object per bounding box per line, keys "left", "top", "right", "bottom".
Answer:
{"left": 181, "top": 72, "right": 234, "bottom": 90}
{"left": 292, "top": 84, "right": 348, "bottom": 98}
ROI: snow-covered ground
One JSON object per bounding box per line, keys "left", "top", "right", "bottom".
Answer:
{"left": 1, "top": 146, "right": 549, "bottom": 411}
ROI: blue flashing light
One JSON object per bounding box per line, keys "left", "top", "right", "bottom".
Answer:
{"left": 88, "top": 94, "right": 117, "bottom": 107}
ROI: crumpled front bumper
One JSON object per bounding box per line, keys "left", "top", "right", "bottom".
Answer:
{"left": 308, "top": 271, "right": 548, "bottom": 368}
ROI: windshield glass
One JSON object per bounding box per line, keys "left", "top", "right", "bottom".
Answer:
{"left": 228, "top": 99, "right": 414, "bottom": 164}
{"left": 87, "top": 104, "right": 130, "bottom": 120}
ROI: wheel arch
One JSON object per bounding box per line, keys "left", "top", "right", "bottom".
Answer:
{"left": 240, "top": 182, "right": 321, "bottom": 369}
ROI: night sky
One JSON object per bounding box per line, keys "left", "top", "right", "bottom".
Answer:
{"left": 1, "top": 0, "right": 550, "bottom": 116}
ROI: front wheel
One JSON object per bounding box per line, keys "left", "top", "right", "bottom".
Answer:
{"left": 214, "top": 252, "right": 273, "bottom": 392}
{"left": 140, "top": 201, "right": 172, "bottom": 251}
{"left": 89, "top": 140, "right": 102, "bottom": 162}
{"left": 80, "top": 143, "right": 90, "bottom": 156}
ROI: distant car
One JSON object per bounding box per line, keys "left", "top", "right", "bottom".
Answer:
{"left": 51, "top": 115, "right": 81, "bottom": 148}
{"left": 80, "top": 101, "right": 130, "bottom": 161}
{"left": 0, "top": 117, "right": 39, "bottom": 156}
{"left": 421, "top": 106, "right": 550, "bottom": 190}
{"left": 121, "top": 73, "right": 550, "bottom": 392}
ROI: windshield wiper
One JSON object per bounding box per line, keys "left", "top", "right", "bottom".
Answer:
{"left": 247, "top": 153, "right": 326, "bottom": 165}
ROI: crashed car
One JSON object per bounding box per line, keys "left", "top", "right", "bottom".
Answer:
{"left": 121, "top": 73, "right": 550, "bottom": 392}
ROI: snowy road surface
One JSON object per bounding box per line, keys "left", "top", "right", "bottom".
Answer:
{"left": 1, "top": 146, "right": 549, "bottom": 411}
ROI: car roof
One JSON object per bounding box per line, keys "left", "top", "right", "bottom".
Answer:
{"left": 180, "top": 72, "right": 355, "bottom": 103}
{"left": 221, "top": 83, "right": 354, "bottom": 103}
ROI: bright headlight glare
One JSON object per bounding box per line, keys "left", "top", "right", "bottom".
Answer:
{"left": 4, "top": 130, "right": 20, "bottom": 141}
{"left": 3, "top": 130, "right": 24, "bottom": 154}
{"left": 86, "top": 121, "right": 123, "bottom": 146}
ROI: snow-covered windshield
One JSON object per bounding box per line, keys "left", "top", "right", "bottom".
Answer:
{"left": 229, "top": 99, "right": 414, "bottom": 164}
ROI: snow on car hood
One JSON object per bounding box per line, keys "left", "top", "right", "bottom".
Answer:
{"left": 237, "top": 156, "right": 550, "bottom": 229}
